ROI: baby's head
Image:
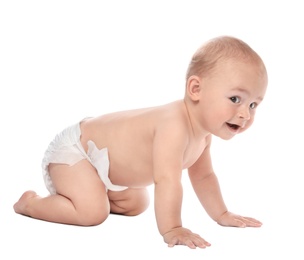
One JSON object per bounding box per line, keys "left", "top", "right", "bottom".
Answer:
{"left": 186, "top": 36, "right": 267, "bottom": 82}
{"left": 184, "top": 36, "right": 268, "bottom": 139}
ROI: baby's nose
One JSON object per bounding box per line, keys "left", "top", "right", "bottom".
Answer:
{"left": 237, "top": 107, "right": 251, "bottom": 120}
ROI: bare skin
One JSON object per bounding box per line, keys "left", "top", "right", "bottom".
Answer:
{"left": 14, "top": 58, "right": 267, "bottom": 249}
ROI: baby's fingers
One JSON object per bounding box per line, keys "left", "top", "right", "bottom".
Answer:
{"left": 217, "top": 212, "right": 262, "bottom": 228}
{"left": 167, "top": 237, "right": 178, "bottom": 248}
{"left": 191, "top": 238, "right": 211, "bottom": 249}
{"left": 168, "top": 236, "right": 211, "bottom": 249}
{"left": 241, "top": 217, "right": 262, "bottom": 227}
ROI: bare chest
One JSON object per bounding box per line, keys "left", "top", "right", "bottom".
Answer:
{"left": 182, "top": 139, "right": 207, "bottom": 169}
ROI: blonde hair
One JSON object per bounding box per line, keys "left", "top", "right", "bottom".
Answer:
{"left": 186, "top": 36, "right": 266, "bottom": 81}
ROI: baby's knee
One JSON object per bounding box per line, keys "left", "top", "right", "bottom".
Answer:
{"left": 117, "top": 188, "right": 150, "bottom": 216}
{"left": 83, "top": 210, "right": 109, "bottom": 226}
{"left": 131, "top": 188, "right": 150, "bottom": 215}
{"left": 126, "top": 189, "right": 150, "bottom": 216}
{"left": 78, "top": 202, "right": 110, "bottom": 226}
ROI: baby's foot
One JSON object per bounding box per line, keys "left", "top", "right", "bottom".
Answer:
{"left": 13, "top": 190, "right": 39, "bottom": 215}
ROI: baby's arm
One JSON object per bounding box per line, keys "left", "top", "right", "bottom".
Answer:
{"left": 152, "top": 123, "right": 210, "bottom": 249}
{"left": 188, "top": 135, "right": 262, "bottom": 228}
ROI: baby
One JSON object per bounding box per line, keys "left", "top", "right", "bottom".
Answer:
{"left": 14, "top": 35, "right": 268, "bottom": 249}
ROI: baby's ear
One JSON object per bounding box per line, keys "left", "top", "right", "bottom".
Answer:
{"left": 186, "top": 75, "right": 201, "bottom": 101}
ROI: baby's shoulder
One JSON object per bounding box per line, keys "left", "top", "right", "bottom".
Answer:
{"left": 151, "top": 101, "right": 192, "bottom": 137}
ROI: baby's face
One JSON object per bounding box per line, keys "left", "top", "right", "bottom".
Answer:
{"left": 196, "top": 59, "right": 268, "bottom": 140}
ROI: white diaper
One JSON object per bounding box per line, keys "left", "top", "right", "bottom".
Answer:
{"left": 41, "top": 120, "right": 128, "bottom": 194}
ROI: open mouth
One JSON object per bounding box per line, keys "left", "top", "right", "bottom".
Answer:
{"left": 226, "top": 122, "right": 240, "bottom": 131}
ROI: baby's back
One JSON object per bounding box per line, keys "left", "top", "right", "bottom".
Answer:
{"left": 80, "top": 100, "right": 187, "bottom": 187}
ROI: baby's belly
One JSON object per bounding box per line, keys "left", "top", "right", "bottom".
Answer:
{"left": 108, "top": 165, "right": 154, "bottom": 188}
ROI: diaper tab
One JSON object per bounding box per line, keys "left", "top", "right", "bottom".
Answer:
{"left": 87, "top": 140, "right": 128, "bottom": 191}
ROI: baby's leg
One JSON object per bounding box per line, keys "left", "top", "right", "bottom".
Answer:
{"left": 108, "top": 188, "right": 150, "bottom": 216}
{"left": 14, "top": 160, "right": 110, "bottom": 226}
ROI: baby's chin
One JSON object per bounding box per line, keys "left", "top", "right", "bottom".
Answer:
{"left": 219, "top": 135, "right": 235, "bottom": 141}
{"left": 215, "top": 130, "right": 241, "bottom": 140}
{"left": 219, "top": 128, "right": 248, "bottom": 140}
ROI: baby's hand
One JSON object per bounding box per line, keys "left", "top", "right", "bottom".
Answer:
{"left": 216, "top": 211, "right": 262, "bottom": 228}
{"left": 163, "top": 227, "right": 211, "bottom": 249}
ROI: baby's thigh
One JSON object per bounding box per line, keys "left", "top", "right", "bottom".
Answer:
{"left": 108, "top": 188, "right": 150, "bottom": 216}
{"left": 49, "top": 160, "right": 110, "bottom": 213}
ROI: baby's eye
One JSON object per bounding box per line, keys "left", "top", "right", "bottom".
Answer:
{"left": 230, "top": 96, "right": 240, "bottom": 103}
{"left": 250, "top": 102, "right": 257, "bottom": 109}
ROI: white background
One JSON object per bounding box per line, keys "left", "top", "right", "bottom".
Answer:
{"left": 1, "top": 1, "right": 303, "bottom": 259}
